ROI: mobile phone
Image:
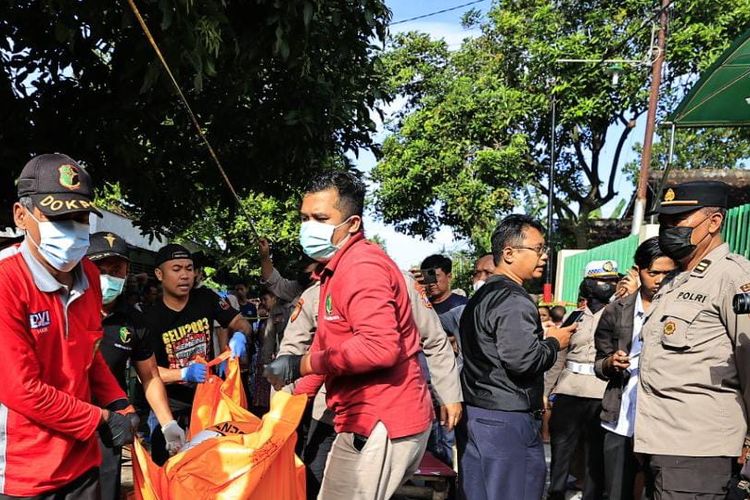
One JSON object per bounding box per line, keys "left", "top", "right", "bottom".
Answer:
{"left": 561, "top": 309, "right": 585, "bottom": 328}
{"left": 420, "top": 268, "right": 438, "bottom": 285}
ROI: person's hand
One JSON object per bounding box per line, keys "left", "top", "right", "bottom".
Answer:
{"left": 439, "top": 402, "right": 463, "bottom": 431}
{"left": 614, "top": 268, "right": 640, "bottom": 299}
{"left": 603, "top": 350, "right": 631, "bottom": 372}
{"left": 739, "top": 437, "right": 750, "bottom": 465}
{"left": 181, "top": 363, "right": 208, "bottom": 383}
{"left": 99, "top": 410, "right": 135, "bottom": 447}
{"left": 263, "top": 355, "right": 302, "bottom": 389}
{"left": 216, "top": 361, "right": 227, "bottom": 378}
{"left": 546, "top": 322, "right": 577, "bottom": 349}
{"left": 229, "top": 331, "right": 247, "bottom": 359}
{"left": 258, "top": 238, "right": 272, "bottom": 260}
{"left": 541, "top": 320, "right": 556, "bottom": 337}
{"left": 162, "top": 420, "right": 186, "bottom": 456}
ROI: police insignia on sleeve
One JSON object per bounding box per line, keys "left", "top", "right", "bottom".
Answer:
{"left": 414, "top": 281, "right": 432, "bottom": 309}
{"left": 663, "top": 321, "right": 676, "bottom": 335}
{"left": 291, "top": 299, "right": 304, "bottom": 322}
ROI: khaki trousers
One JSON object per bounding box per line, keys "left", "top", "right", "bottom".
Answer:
{"left": 318, "top": 421, "right": 429, "bottom": 500}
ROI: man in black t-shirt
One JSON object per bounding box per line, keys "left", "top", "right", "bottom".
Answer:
{"left": 143, "top": 243, "right": 252, "bottom": 464}
{"left": 87, "top": 232, "right": 185, "bottom": 500}
{"left": 420, "top": 254, "right": 468, "bottom": 330}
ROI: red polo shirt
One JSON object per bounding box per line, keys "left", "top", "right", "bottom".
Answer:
{"left": 0, "top": 243, "right": 126, "bottom": 496}
{"left": 294, "top": 233, "right": 433, "bottom": 438}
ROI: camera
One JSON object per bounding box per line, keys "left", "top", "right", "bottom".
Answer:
{"left": 733, "top": 292, "right": 750, "bottom": 315}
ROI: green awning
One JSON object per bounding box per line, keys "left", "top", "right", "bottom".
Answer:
{"left": 667, "top": 29, "right": 750, "bottom": 128}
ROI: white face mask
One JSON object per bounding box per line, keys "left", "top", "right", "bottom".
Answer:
{"left": 472, "top": 280, "right": 486, "bottom": 292}
{"left": 299, "top": 218, "right": 352, "bottom": 262}
{"left": 26, "top": 210, "right": 90, "bottom": 272}
{"left": 100, "top": 274, "right": 126, "bottom": 305}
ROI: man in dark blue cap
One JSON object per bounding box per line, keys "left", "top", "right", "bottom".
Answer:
{"left": 635, "top": 180, "right": 750, "bottom": 499}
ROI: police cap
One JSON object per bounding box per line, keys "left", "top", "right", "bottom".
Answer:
{"left": 656, "top": 180, "right": 729, "bottom": 215}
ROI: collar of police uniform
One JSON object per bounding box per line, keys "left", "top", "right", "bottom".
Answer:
{"left": 689, "top": 242, "right": 729, "bottom": 279}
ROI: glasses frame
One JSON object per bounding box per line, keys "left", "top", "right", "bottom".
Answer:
{"left": 510, "top": 245, "right": 550, "bottom": 257}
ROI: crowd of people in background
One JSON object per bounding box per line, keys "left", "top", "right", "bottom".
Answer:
{"left": 2, "top": 152, "right": 750, "bottom": 500}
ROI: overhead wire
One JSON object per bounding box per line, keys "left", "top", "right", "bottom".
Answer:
{"left": 125, "top": 0, "right": 260, "bottom": 241}
{"left": 390, "top": 0, "right": 488, "bottom": 26}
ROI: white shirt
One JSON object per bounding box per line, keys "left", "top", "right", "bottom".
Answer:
{"left": 601, "top": 292, "right": 645, "bottom": 437}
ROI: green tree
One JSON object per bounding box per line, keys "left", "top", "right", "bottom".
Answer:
{"left": 372, "top": 0, "right": 750, "bottom": 248}
{"left": 0, "top": 0, "right": 390, "bottom": 237}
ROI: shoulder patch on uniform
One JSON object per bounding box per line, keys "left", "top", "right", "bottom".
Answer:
{"left": 291, "top": 298, "right": 304, "bottom": 322}
{"left": 414, "top": 280, "right": 433, "bottom": 309}
{"left": 693, "top": 259, "right": 711, "bottom": 274}
{"left": 218, "top": 298, "right": 230, "bottom": 310}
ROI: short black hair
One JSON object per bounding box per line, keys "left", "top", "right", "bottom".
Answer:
{"left": 550, "top": 305, "right": 566, "bottom": 322}
{"left": 634, "top": 236, "right": 668, "bottom": 269}
{"left": 491, "top": 215, "right": 546, "bottom": 265}
{"left": 305, "top": 170, "right": 366, "bottom": 218}
{"left": 421, "top": 254, "right": 452, "bottom": 274}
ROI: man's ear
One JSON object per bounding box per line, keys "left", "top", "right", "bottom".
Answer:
{"left": 501, "top": 246, "right": 514, "bottom": 264}
{"left": 154, "top": 267, "right": 163, "bottom": 282}
{"left": 349, "top": 215, "right": 362, "bottom": 234}
{"left": 707, "top": 211, "right": 724, "bottom": 235}
{"left": 13, "top": 202, "right": 27, "bottom": 230}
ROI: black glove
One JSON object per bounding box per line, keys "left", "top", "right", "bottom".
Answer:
{"left": 99, "top": 411, "right": 135, "bottom": 448}
{"left": 263, "top": 355, "right": 302, "bottom": 389}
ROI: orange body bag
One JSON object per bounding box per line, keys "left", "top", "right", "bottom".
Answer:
{"left": 131, "top": 352, "right": 307, "bottom": 500}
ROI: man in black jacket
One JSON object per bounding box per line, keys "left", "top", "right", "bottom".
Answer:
{"left": 458, "top": 214, "right": 576, "bottom": 500}
{"left": 594, "top": 237, "right": 676, "bottom": 500}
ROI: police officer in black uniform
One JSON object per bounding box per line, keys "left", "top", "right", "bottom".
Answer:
{"left": 87, "top": 232, "right": 185, "bottom": 500}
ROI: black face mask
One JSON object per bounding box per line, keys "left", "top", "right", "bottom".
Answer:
{"left": 658, "top": 226, "right": 695, "bottom": 261}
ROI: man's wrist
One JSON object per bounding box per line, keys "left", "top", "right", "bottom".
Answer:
{"left": 180, "top": 367, "right": 187, "bottom": 381}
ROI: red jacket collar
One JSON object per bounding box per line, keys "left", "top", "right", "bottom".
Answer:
{"left": 313, "top": 231, "right": 365, "bottom": 280}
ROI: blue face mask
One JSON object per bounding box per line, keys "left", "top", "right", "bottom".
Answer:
{"left": 26, "top": 210, "right": 90, "bottom": 272}
{"left": 299, "top": 218, "right": 352, "bottom": 262}
{"left": 100, "top": 274, "right": 126, "bottom": 305}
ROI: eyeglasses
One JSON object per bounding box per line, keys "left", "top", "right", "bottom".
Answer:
{"left": 511, "top": 245, "right": 550, "bottom": 257}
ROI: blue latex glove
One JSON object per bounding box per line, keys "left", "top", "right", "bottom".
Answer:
{"left": 216, "top": 361, "right": 227, "bottom": 378}
{"left": 181, "top": 363, "right": 207, "bottom": 383}
{"left": 229, "top": 331, "right": 247, "bottom": 359}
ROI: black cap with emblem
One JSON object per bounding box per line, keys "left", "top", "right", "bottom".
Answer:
{"left": 656, "top": 180, "right": 729, "bottom": 215}
{"left": 155, "top": 243, "right": 192, "bottom": 267}
{"left": 87, "top": 232, "right": 130, "bottom": 262}
{"left": 17, "top": 153, "right": 102, "bottom": 217}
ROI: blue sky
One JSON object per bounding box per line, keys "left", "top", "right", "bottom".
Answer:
{"left": 360, "top": 0, "right": 646, "bottom": 268}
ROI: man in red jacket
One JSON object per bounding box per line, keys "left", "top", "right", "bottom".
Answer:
{"left": 264, "top": 171, "right": 432, "bottom": 500}
{"left": 0, "top": 154, "right": 134, "bottom": 499}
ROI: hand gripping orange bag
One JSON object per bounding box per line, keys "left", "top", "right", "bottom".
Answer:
{"left": 131, "top": 352, "right": 307, "bottom": 500}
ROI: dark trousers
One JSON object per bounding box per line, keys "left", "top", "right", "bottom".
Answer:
{"left": 97, "top": 435, "right": 121, "bottom": 500}
{"left": 427, "top": 416, "right": 455, "bottom": 466}
{"left": 603, "top": 430, "right": 638, "bottom": 500}
{"left": 457, "top": 405, "right": 546, "bottom": 500}
{"left": 0, "top": 468, "right": 100, "bottom": 500}
{"left": 548, "top": 395, "right": 605, "bottom": 500}
{"left": 303, "top": 418, "right": 336, "bottom": 500}
{"left": 646, "top": 455, "right": 732, "bottom": 500}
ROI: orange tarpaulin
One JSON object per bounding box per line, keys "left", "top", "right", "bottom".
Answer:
{"left": 131, "top": 353, "right": 307, "bottom": 500}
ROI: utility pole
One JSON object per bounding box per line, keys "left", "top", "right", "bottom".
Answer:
{"left": 543, "top": 94, "right": 556, "bottom": 304}
{"left": 631, "top": 0, "right": 670, "bottom": 235}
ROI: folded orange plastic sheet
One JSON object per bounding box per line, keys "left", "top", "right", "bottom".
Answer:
{"left": 131, "top": 354, "right": 307, "bottom": 499}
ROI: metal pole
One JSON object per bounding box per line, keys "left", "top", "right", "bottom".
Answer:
{"left": 648, "top": 123, "right": 677, "bottom": 223}
{"left": 544, "top": 95, "right": 556, "bottom": 303}
{"left": 631, "top": 0, "right": 670, "bottom": 235}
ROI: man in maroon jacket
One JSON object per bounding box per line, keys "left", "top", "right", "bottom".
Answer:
{"left": 264, "top": 171, "right": 432, "bottom": 500}
{"left": 0, "top": 154, "right": 134, "bottom": 499}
